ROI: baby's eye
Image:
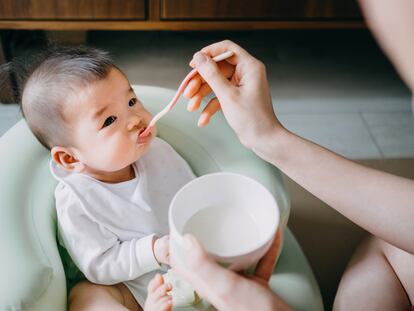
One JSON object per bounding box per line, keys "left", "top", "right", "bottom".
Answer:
{"left": 102, "top": 116, "right": 117, "bottom": 128}
{"left": 129, "top": 98, "right": 137, "bottom": 107}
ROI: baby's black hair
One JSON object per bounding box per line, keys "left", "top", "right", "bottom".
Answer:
{"left": 8, "top": 45, "right": 115, "bottom": 150}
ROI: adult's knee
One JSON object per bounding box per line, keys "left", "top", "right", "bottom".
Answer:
{"left": 334, "top": 235, "right": 411, "bottom": 311}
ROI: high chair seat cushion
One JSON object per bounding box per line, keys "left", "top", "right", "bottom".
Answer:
{"left": 0, "top": 85, "right": 323, "bottom": 311}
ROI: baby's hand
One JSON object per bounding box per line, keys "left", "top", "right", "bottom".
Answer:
{"left": 154, "top": 235, "right": 170, "bottom": 265}
{"left": 144, "top": 274, "right": 172, "bottom": 311}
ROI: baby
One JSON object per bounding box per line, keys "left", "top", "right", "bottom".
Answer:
{"left": 20, "top": 46, "right": 195, "bottom": 311}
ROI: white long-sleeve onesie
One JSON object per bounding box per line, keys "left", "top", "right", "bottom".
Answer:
{"left": 50, "top": 137, "right": 195, "bottom": 306}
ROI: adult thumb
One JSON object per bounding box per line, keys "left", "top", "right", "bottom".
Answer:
{"left": 193, "top": 52, "right": 233, "bottom": 98}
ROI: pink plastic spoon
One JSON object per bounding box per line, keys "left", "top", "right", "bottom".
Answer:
{"left": 139, "top": 50, "right": 234, "bottom": 138}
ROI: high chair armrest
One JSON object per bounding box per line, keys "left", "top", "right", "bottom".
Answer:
{"left": 0, "top": 120, "right": 66, "bottom": 311}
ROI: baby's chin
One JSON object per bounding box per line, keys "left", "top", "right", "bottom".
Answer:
{"left": 132, "top": 134, "right": 155, "bottom": 160}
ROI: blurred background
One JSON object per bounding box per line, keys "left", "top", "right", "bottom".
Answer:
{"left": 1, "top": 1, "right": 413, "bottom": 309}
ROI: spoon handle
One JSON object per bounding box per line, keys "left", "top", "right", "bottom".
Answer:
{"left": 140, "top": 50, "right": 235, "bottom": 138}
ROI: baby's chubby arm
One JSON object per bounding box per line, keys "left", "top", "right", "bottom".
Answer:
{"left": 57, "top": 192, "right": 163, "bottom": 284}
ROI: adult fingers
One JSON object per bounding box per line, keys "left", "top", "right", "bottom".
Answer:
{"left": 184, "top": 76, "right": 203, "bottom": 99}
{"left": 190, "top": 40, "right": 254, "bottom": 67}
{"left": 185, "top": 59, "right": 235, "bottom": 102}
{"left": 254, "top": 229, "right": 283, "bottom": 282}
{"left": 198, "top": 97, "right": 221, "bottom": 127}
{"left": 192, "top": 52, "right": 235, "bottom": 101}
{"left": 187, "top": 83, "right": 212, "bottom": 112}
{"left": 171, "top": 234, "right": 210, "bottom": 275}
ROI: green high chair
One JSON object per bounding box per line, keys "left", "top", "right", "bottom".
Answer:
{"left": 0, "top": 85, "right": 324, "bottom": 311}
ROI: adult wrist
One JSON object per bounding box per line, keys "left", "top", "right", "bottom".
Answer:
{"left": 251, "top": 125, "right": 291, "bottom": 164}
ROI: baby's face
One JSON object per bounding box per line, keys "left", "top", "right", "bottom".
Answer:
{"left": 67, "top": 67, "right": 155, "bottom": 175}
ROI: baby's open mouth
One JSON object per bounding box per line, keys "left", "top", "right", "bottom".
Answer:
{"left": 138, "top": 127, "right": 146, "bottom": 136}
{"left": 137, "top": 126, "right": 151, "bottom": 143}
{"left": 138, "top": 125, "right": 152, "bottom": 138}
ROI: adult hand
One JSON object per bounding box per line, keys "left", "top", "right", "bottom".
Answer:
{"left": 169, "top": 230, "right": 291, "bottom": 311}
{"left": 249, "top": 228, "right": 283, "bottom": 286}
{"left": 184, "top": 40, "right": 284, "bottom": 151}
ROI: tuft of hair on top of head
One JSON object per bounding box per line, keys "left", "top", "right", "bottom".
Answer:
{"left": 20, "top": 44, "right": 115, "bottom": 150}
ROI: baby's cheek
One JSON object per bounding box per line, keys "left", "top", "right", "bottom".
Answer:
{"left": 94, "top": 138, "right": 126, "bottom": 168}
{"left": 109, "top": 140, "right": 131, "bottom": 163}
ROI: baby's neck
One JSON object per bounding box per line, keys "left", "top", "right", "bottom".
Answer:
{"left": 87, "top": 164, "right": 135, "bottom": 184}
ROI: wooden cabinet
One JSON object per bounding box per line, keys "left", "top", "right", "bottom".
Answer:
{"left": 161, "top": 0, "right": 361, "bottom": 20}
{"left": 0, "top": 0, "right": 364, "bottom": 103}
{"left": 0, "top": 0, "right": 364, "bottom": 31}
{"left": 0, "top": 0, "right": 146, "bottom": 20}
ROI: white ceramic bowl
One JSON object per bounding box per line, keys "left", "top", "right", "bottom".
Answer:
{"left": 169, "top": 172, "right": 279, "bottom": 271}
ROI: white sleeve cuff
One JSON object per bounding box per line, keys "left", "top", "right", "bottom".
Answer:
{"left": 135, "top": 234, "right": 161, "bottom": 273}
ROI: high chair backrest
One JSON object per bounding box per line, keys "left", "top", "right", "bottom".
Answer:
{"left": 0, "top": 85, "right": 290, "bottom": 311}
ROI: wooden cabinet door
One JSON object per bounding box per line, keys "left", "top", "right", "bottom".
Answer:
{"left": 0, "top": 0, "right": 146, "bottom": 20}
{"left": 161, "top": 0, "right": 361, "bottom": 20}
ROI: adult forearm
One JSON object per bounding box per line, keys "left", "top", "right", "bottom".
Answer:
{"left": 253, "top": 128, "right": 414, "bottom": 254}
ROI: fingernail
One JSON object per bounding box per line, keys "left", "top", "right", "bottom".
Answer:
{"left": 187, "top": 101, "right": 194, "bottom": 112}
{"left": 187, "top": 97, "right": 197, "bottom": 111}
{"left": 184, "top": 86, "right": 189, "bottom": 97}
{"left": 198, "top": 113, "right": 209, "bottom": 127}
{"left": 194, "top": 52, "right": 208, "bottom": 66}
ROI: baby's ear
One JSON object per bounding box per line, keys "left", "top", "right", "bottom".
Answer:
{"left": 51, "top": 146, "right": 85, "bottom": 173}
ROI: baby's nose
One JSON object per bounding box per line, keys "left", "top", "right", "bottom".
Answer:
{"left": 127, "top": 114, "right": 143, "bottom": 131}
